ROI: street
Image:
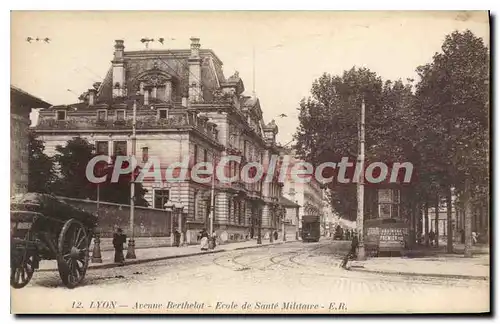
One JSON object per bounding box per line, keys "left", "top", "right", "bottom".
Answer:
{"left": 11, "top": 240, "right": 489, "bottom": 314}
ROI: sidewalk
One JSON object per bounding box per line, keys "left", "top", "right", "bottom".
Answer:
{"left": 93, "top": 237, "right": 171, "bottom": 252}
{"left": 38, "top": 238, "right": 299, "bottom": 272}
{"left": 350, "top": 245, "right": 490, "bottom": 280}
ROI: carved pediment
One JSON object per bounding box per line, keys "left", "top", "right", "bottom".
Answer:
{"left": 134, "top": 70, "right": 174, "bottom": 89}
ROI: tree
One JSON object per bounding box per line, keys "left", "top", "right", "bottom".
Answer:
{"left": 98, "top": 155, "right": 149, "bottom": 207}
{"left": 413, "top": 30, "right": 489, "bottom": 256}
{"left": 52, "top": 137, "right": 149, "bottom": 206}
{"left": 28, "top": 131, "right": 56, "bottom": 193}
{"left": 294, "top": 67, "right": 415, "bottom": 221}
{"left": 52, "top": 137, "right": 96, "bottom": 199}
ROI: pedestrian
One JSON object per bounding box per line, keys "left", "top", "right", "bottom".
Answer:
{"left": 199, "top": 228, "right": 209, "bottom": 251}
{"left": 340, "top": 231, "right": 359, "bottom": 269}
{"left": 112, "top": 227, "right": 126, "bottom": 265}
{"left": 429, "top": 230, "right": 436, "bottom": 246}
{"left": 472, "top": 231, "right": 478, "bottom": 245}
{"left": 174, "top": 228, "right": 181, "bottom": 247}
{"left": 211, "top": 232, "right": 217, "bottom": 249}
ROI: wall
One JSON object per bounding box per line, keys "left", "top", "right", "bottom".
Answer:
{"left": 10, "top": 114, "right": 29, "bottom": 195}
{"left": 58, "top": 196, "right": 172, "bottom": 238}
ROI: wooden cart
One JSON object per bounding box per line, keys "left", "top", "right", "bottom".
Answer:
{"left": 10, "top": 193, "right": 97, "bottom": 289}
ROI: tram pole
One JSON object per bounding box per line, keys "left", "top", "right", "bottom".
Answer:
{"left": 356, "top": 97, "right": 366, "bottom": 261}
{"left": 126, "top": 98, "right": 137, "bottom": 259}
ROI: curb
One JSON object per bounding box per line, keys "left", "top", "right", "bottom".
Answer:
{"left": 38, "top": 240, "right": 297, "bottom": 272}
{"left": 38, "top": 249, "right": 227, "bottom": 272}
{"left": 349, "top": 267, "right": 489, "bottom": 281}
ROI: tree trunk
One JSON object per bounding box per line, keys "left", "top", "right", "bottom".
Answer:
{"left": 446, "top": 186, "right": 453, "bottom": 253}
{"left": 424, "top": 201, "right": 429, "bottom": 246}
{"left": 464, "top": 177, "right": 473, "bottom": 258}
{"left": 434, "top": 196, "right": 439, "bottom": 247}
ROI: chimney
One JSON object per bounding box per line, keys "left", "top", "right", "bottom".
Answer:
{"left": 112, "top": 40, "right": 126, "bottom": 98}
{"left": 188, "top": 37, "right": 202, "bottom": 103}
{"left": 88, "top": 88, "right": 97, "bottom": 106}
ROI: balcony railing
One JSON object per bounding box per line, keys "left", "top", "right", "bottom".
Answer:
{"left": 37, "top": 113, "right": 219, "bottom": 142}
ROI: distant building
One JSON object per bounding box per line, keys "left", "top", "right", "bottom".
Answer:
{"left": 10, "top": 86, "right": 51, "bottom": 195}
{"left": 279, "top": 149, "right": 324, "bottom": 231}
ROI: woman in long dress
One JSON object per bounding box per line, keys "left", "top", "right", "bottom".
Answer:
{"left": 200, "top": 229, "right": 209, "bottom": 251}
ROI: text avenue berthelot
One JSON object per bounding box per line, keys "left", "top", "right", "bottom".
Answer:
{"left": 74, "top": 300, "right": 348, "bottom": 312}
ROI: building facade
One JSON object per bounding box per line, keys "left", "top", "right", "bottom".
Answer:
{"left": 10, "top": 86, "right": 51, "bottom": 195}
{"left": 35, "top": 38, "right": 284, "bottom": 244}
{"left": 280, "top": 149, "right": 324, "bottom": 233}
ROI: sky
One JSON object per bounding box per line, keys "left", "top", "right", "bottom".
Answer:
{"left": 11, "top": 11, "right": 489, "bottom": 144}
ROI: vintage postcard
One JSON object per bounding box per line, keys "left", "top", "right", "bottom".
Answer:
{"left": 10, "top": 11, "right": 490, "bottom": 314}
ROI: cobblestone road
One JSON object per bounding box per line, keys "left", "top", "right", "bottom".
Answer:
{"left": 11, "top": 241, "right": 489, "bottom": 314}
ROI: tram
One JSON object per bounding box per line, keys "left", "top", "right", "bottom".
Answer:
{"left": 301, "top": 215, "right": 320, "bottom": 242}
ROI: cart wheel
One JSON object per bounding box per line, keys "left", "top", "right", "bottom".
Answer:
{"left": 10, "top": 251, "right": 35, "bottom": 289}
{"left": 57, "top": 219, "right": 90, "bottom": 289}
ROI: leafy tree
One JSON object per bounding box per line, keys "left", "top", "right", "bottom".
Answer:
{"left": 413, "top": 30, "right": 489, "bottom": 256}
{"left": 97, "top": 156, "right": 149, "bottom": 207}
{"left": 294, "top": 67, "right": 415, "bottom": 221}
{"left": 53, "top": 137, "right": 149, "bottom": 206}
{"left": 28, "top": 131, "right": 56, "bottom": 193}
{"left": 52, "top": 137, "right": 96, "bottom": 199}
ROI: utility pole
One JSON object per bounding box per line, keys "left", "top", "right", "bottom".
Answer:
{"left": 209, "top": 153, "right": 216, "bottom": 238}
{"left": 356, "top": 98, "right": 366, "bottom": 261}
{"left": 252, "top": 45, "right": 256, "bottom": 96}
{"left": 281, "top": 207, "right": 286, "bottom": 241}
{"left": 126, "top": 98, "right": 137, "bottom": 259}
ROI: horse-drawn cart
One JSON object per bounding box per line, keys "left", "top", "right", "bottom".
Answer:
{"left": 10, "top": 193, "right": 97, "bottom": 289}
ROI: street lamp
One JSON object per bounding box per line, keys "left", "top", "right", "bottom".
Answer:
{"left": 164, "top": 199, "right": 175, "bottom": 246}
{"left": 174, "top": 200, "right": 186, "bottom": 246}
{"left": 91, "top": 162, "right": 108, "bottom": 263}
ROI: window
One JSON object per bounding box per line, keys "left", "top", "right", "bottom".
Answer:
{"left": 193, "top": 144, "right": 198, "bottom": 164}
{"left": 158, "top": 109, "right": 168, "bottom": 119}
{"left": 203, "top": 149, "right": 208, "bottom": 163}
{"left": 95, "top": 141, "right": 109, "bottom": 155}
{"left": 142, "top": 147, "right": 149, "bottom": 163}
{"left": 97, "top": 110, "right": 107, "bottom": 121}
{"left": 154, "top": 189, "right": 170, "bottom": 209}
{"left": 116, "top": 110, "right": 125, "bottom": 121}
{"left": 378, "top": 189, "right": 400, "bottom": 219}
{"left": 113, "top": 141, "right": 127, "bottom": 156}
{"left": 56, "top": 110, "right": 66, "bottom": 120}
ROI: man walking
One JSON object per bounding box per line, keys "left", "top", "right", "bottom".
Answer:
{"left": 340, "top": 231, "right": 359, "bottom": 269}
{"left": 112, "top": 227, "right": 126, "bottom": 266}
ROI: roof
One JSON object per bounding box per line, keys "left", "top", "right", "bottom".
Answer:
{"left": 280, "top": 196, "right": 300, "bottom": 208}
{"left": 11, "top": 85, "right": 52, "bottom": 118}
{"left": 11, "top": 85, "right": 52, "bottom": 108}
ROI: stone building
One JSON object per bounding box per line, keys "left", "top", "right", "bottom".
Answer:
{"left": 34, "top": 38, "right": 283, "bottom": 244}
{"left": 280, "top": 149, "right": 324, "bottom": 233}
{"left": 10, "top": 86, "right": 51, "bottom": 195}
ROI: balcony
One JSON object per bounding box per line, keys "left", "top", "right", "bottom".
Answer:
{"left": 36, "top": 112, "right": 219, "bottom": 142}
